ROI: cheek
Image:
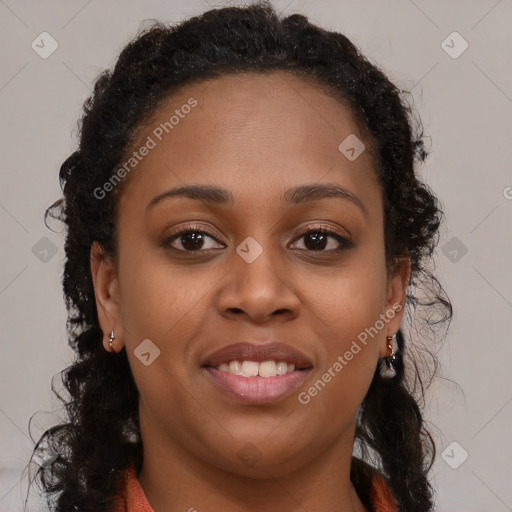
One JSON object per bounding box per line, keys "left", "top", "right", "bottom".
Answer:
{"left": 309, "top": 252, "right": 387, "bottom": 337}
{"left": 117, "top": 245, "right": 208, "bottom": 408}
{"left": 303, "top": 253, "right": 386, "bottom": 406}
{"left": 118, "top": 241, "right": 212, "bottom": 338}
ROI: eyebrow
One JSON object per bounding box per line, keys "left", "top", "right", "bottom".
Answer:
{"left": 146, "top": 182, "right": 367, "bottom": 216}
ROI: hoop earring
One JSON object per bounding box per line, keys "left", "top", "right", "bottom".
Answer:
{"left": 108, "top": 330, "right": 115, "bottom": 351}
{"left": 379, "top": 334, "right": 398, "bottom": 379}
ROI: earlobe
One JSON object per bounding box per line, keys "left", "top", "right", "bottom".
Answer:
{"left": 90, "top": 241, "right": 123, "bottom": 352}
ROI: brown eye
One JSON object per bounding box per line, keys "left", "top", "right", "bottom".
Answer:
{"left": 162, "top": 226, "right": 224, "bottom": 252}
{"left": 290, "top": 228, "right": 353, "bottom": 252}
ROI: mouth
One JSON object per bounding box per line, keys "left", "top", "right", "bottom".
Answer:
{"left": 201, "top": 340, "right": 313, "bottom": 404}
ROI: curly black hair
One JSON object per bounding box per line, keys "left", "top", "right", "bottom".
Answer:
{"left": 25, "top": 2, "right": 452, "bottom": 511}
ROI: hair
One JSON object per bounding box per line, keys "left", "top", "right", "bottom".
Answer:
{"left": 26, "top": 2, "right": 452, "bottom": 511}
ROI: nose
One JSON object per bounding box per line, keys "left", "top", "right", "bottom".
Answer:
{"left": 216, "top": 240, "right": 300, "bottom": 324}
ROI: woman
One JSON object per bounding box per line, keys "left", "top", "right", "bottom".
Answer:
{"left": 28, "top": 2, "right": 451, "bottom": 511}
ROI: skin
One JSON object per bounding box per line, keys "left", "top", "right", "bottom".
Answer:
{"left": 91, "top": 71, "right": 410, "bottom": 512}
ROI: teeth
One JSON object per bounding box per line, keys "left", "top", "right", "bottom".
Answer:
{"left": 276, "top": 361, "right": 288, "bottom": 375}
{"left": 259, "top": 360, "right": 276, "bottom": 377}
{"left": 241, "top": 360, "right": 259, "bottom": 377}
{"left": 229, "top": 360, "right": 241, "bottom": 375}
{"left": 215, "top": 360, "right": 298, "bottom": 377}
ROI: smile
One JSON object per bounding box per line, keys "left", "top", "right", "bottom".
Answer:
{"left": 203, "top": 365, "right": 312, "bottom": 404}
{"left": 214, "top": 359, "right": 300, "bottom": 377}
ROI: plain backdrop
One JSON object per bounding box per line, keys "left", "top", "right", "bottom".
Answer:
{"left": 1, "top": 1, "right": 511, "bottom": 511}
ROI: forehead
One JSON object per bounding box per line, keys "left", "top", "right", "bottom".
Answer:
{"left": 116, "top": 70, "right": 381, "bottom": 215}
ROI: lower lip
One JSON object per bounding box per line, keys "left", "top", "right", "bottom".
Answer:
{"left": 203, "top": 367, "right": 311, "bottom": 404}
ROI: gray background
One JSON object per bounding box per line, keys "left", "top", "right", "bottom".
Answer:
{"left": 1, "top": 0, "right": 511, "bottom": 510}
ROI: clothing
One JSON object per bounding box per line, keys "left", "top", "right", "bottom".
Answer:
{"left": 110, "top": 462, "right": 398, "bottom": 512}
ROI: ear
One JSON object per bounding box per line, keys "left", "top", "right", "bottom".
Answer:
{"left": 379, "top": 254, "right": 411, "bottom": 358}
{"left": 90, "top": 241, "right": 123, "bottom": 353}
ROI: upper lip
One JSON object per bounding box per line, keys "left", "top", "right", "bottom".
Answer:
{"left": 201, "top": 340, "right": 314, "bottom": 369}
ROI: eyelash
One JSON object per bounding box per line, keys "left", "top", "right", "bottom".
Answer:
{"left": 162, "top": 223, "right": 353, "bottom": 254}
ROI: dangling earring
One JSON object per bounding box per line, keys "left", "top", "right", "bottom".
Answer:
{"left": 108, "top": 329, "right": 115, "bottom": 351}
{"left": 379, "top": 334, "right": 398, "bottom": 379}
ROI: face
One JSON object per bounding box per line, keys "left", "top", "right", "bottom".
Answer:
{"left": 91, "top": 71, "right": 410, "bottom": 478}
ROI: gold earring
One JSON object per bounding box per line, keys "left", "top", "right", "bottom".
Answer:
{"left": 379, "top": 334, "right": 398, "bottom": 379}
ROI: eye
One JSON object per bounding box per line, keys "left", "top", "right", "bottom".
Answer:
{"left": 161, "top": 224, "right": 353, "bottom": 254}
{"left": 290, "top": 226, "right": 353, "bottom": 252}
{"left": 162, "top": 224, "right": 225, "bottom": 252}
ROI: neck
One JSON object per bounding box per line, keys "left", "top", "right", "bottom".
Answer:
{"left": 137, "top": 417, "right": 368, "bottom": 512}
